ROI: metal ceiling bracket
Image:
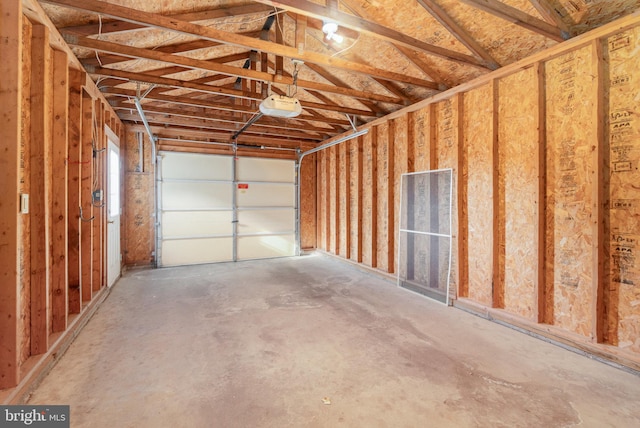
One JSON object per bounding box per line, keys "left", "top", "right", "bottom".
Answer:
{"left": 346, "top": 114, "right": 358, "bottom": 131}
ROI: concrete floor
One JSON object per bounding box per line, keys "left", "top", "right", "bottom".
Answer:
{"left": 29, "top": 253, "right": 640, "bottom": 427}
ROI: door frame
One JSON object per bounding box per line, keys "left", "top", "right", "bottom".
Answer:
{"left": 105, "top": 126, "right": 121, "bottom": 287}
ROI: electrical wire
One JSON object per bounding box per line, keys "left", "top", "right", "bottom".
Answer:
{"left": 95, "top": 15, "right": 104, "bottom": 67}
{"left": 331, "top": 33, "right": 361, "bottom": 57}
{"left": 91, "top": 107, "right": 106, "bottom": 209}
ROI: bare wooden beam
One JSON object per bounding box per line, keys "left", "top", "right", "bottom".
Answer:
{"left": 458, "top": 0, "right": 568, "bottom": 41}
{"left": 592, "top": 39, "right": 606, "bottom": 342}
{"left": 157, "top": 143, "right": 299, "bottom": 160}
{"left": 88, "top": 63, "right": 404, "bottom": 105}
{"left": 491, "top": 79, "right": 503, "bottom": 309}
{"left": 304, "top": 62, "right": 390, "bottom": 112}
{"left": 386, "top": 121, "right": 395, "bottom": 273}
{"left": 89, "top": 67, "right": 256, "bottom": 100}
{"left": 104, "top": 87, "right": 377, "bottom": 117}
{"left": 0, "top": 0, "right": 22, "bottom": 389}
{"left": 370, "top": 129, "right": 378, "bottom": 268}
{"left": 127, "top": 124, "right": 310, "bottom": 147}
{"left": 80, "top": 90, "right": 94, "bottom": 302}
{"left": 51, "top": 49, "right": 70, "bottom": 333}
{"left": 46, "top": 0, "right": 447, "bottom": 87}
{"left": 111, "top": 102, "right": 338, "bottom": 132}
{"left": 393, "top": 44, "right": 451, "bottom": 89}
{"left": 92, "top": 99, "right": 104, "bottom": 293}
{"left": 324, "top": 151, "right": 330, "bottom": 251}
{"left": 60, "top": 4, "right": 274, "bottom": 36}
{"left": 535, "top": 62, "right": 547, "bottom": 324}
{"left": 416, "top": 0, "right": 500, "bottom": 69}
{"left": 355, "top": 136, "right": 364, "bottom": 262}
{"left": 117, "top": 112, "right": 325, "bottom": 141}
{"left": 295, "top": 14, "right": 307, "bottom": 54}
{"left": 333, "top": 2, "right": 448, "bottom": 92}
{"left": 333, "top": 146, "right": 340, "bottom": 255}
{"left": 528, "top": 0, "right": 571, "bottom": 33}
{"left": 67, "top": 69, "right": 85, "bottom": 315}
{"left": 246, "top": 0, "right": 491, "bottom": 69}
{"left": 79, "top": 32, "right": 260, "bottom": 68}
{"left": 275, "top": 12, "right": 284, "bottom": 77}
{"left": 343, "top": 143, "right": 351, "bottom": 260}
{"left": 30, "top": 25, "right": 53, "bottom": 355}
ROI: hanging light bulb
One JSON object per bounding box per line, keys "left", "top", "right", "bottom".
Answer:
{"left": 322, "top": 20, "right": 344, "bottom": 43}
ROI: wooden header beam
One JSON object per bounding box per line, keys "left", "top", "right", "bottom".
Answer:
{"left": 0, "top": 0, "right": 22, "bottom": 390}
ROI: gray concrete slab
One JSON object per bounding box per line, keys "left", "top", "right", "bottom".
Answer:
{"left": 28, "top": 253, "right": 640, "bottom": 427}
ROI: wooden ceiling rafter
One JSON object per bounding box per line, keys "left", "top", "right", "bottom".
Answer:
{"left": 332, "top": 2, "right": 446, "bottom": 96}
{"left": 79, "top": 33, "right": 261, "bottom": 68}
{"left": 415, "top": 0, "right": 500, "bottom": 69}
{"left": 104, "top": 87, "right": 365, "bottom": 125}
{"left": 111, "top": 102, "right": 338, "bottom": 134}
{"left": 88, "top": 66, "right": 258, "bottom": 101}
{"left": 126, "top": 123, "right": 313, "bottom": 148}
{"left": 117, "top": 112, "right": 325, "bottom": 141}
{"left": 66, "top": 34, "right": 408, "bottom": 105}
{"left": 303, "top": 62, "right": 388, "bottom": 114}
{"left": 458, "top": 0, "right": 569, "bottom": 41}
{"left": 42, "top": 0, "right": 443, "bottom": 89}
{"left": 392, "top": 44, "right": 452, "bottom": 89}
{"left": 247, "top": 0, "right": 492, "bottom": 69}
{"left": 57, "top": 3, "right": 276, "bottom": 36}
{"left": 527, "top": 0, "right": 572, "bottom": 33}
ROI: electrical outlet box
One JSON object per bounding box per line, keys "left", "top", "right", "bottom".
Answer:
{"left": 93, "top": 189, "right": 103, "bottom": 203}
{"left": 20, "top": 194, "right": 29, "bottom": 214}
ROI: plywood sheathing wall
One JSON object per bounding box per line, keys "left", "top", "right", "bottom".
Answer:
{"left": 122, "top": 131, "right": 155, "bottom": 266}
{"left": 316, "top": 14, "right": 640, "bottom": 366}
{"left": 300, "top": 154, "right": 317, "bottom": 251}
{"left": 606, "top": 27, "right": 640, "bottom": 354}
{"left": 1, "top": 2, "right": 124, "bottom": 392}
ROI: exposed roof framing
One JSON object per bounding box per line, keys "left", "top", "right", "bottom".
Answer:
{"left": 458, "top": 0, "right": 568, "bottom": 41}
{"left": 35, "top": 0, "right": 640, "bottom": 148}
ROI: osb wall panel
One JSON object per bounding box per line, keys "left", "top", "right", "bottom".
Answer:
{"left": 498, "top": 67, "right": 539, "bottom": 320}
{"left": 376, "top": 123, "right": 391, "bottom": 272}
{"left": 338, "top": 143, "right": 348, "bottom": 258}
{"left": 464, "top": 83, "right": 495, "bottom": 306}
{"left": 412, "top": 106, "right": 432, "bottom": 172}
{"left": 348, "top": 137, "right": 362, "bottom": 262}
{"left": 435, "top": 97, "right": 460, "bottom": 296}
{"left": 607, "top": 26, "right": 640, "bottom": 353}
{"left": 361, "top": 131, "right": 374, "bottom": 267}
{"left": 546, "top": 46, "right": 597, "bottom": 337}
{"left": 123, "top": 130, "right": 154, "bottom": 265}
{"left": 300, "top": 153, "right": 316, "bottom": 250}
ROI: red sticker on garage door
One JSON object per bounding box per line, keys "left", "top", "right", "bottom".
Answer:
{"left": 238, "top": 183, "right": 249, "bottom": 189}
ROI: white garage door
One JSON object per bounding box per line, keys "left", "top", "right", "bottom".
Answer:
{"left": 158, "top": 152, "right": 296, "bottom": 267}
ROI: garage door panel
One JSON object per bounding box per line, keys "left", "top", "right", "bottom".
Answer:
{"left": 237, "top": 183, "right": 294, "bottom": 207}
{"left": 237, "top": 209, "right": 294, "bottom": 234}
{"left": 162, "top": 237, "right": 233, "bottom": 266}
{"left": 162, "top": 211, "right": 233, "bottom": 237}
{"left": 236, "top": 157, "right": 294, "bottom": 183}
{"left": 159, "top": 152, "right": 295, "bottom": 266}
{"left": 237, "top": 234, "right": 295, "bottom": 260}
{"left": 162, "top": 182, "right": 232, "bottom": 210}
{"left": 162, "top": 152, "right": 232, "bottom": 181}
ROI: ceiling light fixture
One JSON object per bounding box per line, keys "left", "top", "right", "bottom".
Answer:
{"left": 322, "top": 20, "right": 344, "bottom": 43}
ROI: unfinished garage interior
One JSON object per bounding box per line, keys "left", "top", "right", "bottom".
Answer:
{"left": 2, "top": 0, "right": 640, "bottom": 425}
